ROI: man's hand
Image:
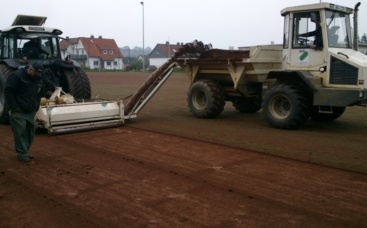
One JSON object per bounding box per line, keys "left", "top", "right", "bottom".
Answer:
{"left": 310, "top": 44, "right": 317, "bottom": 49}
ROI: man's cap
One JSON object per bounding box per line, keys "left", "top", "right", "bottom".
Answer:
{"left": 31, "top": 62, "right": 43, "bottom": 77}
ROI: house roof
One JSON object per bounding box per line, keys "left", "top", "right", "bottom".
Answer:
{"left": 150, "top": 43, "right": 184, "bottom": 58}
{"left": 160, "top": 43, "right": 183, "bottom": 57}
{"left": 60, "top": 37, "right": 123, "bottom": 61}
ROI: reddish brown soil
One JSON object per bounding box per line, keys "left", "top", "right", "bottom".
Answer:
{"left": 1, "top": 72, "right": 367, "bottom": 227}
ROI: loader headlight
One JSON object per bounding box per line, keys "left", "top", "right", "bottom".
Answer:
{"left": 319, "top": 67, "right": 326, "bottom": 72}
{"left": 360, "top": 91, "right": 364, "bottom": 98}
{"left": 358, "top": 80, "right": 364, "bottom": 85}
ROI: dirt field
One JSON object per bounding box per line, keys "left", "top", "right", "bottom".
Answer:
{"left": 1, "top": 72, "right": 367, "bottom": 227}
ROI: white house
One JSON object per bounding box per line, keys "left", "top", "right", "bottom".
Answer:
{"left": 149, "top": 42, "right": 184, "bottom": 68}
{"left": 60, "top": 36, "right": 124, "bottom": 70}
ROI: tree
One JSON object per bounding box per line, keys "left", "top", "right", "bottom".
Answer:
{"left": 129, "top": 59, "right": 143, "bottom": 71}
{"left": 361, "top": 33, "right": 367, "bottom": 44}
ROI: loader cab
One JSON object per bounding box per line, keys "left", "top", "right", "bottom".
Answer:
{"left": 281, "top": 3, "right": 353, "bottom": 70}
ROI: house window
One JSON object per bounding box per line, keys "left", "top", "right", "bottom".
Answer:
{"left": 114, "top": 61, "right": 117, "bottom": 66}
{"left": 106, "top": 62, "right": 111, "bottom": 66}
{"left": 109, "top": 50, "right": 113, "bottom": 54}
{"left": 103, "top": 50, "right": 107, "bottom": 54}
{"left": 93, "top": 61, "right": 99, "bottom": 66}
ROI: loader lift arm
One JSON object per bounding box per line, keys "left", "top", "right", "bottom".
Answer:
{"left": 124, "top": 62, "right": 178, "bottom": 118}
{"left": 124, "top": 40, "right": 212, "bottom": 118}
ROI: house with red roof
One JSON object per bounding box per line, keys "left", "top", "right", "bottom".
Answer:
{"left": 60, "top": 36, "right": 124, "bottom": 70}
{"left": 149, "top": 42, "right": 183, "bottom": 68}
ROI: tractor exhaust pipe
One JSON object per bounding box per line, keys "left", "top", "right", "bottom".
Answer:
{"left": 353, "top": 2, "right": 361, "bottom": 51}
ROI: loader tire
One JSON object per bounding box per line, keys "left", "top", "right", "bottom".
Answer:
{"left": 262, "top": 83, "right": 310, "bottom": 129}
{"left": 60, "top": 68, "right": 91, "bottom": 100}
{"left": 232, "top": 97, "right": 261, "bottom": 113}
{"left": 0, "top": 64, "right": 14, "bottom": 124}
{"left": 188, "top": 79, "right": 225, "bottom": 118}
{"left": 311, "top": 106, "right": 346, "bottom": 122}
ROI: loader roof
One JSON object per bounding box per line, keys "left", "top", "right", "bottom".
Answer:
{"left": 281, "top": 2, "right": 353, "bottom": 16}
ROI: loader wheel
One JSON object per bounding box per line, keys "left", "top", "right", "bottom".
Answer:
{"left": 311, "top": 106, "right": 346, "bottom": 122}
{"left": 188, "top": 79, "right": 225, "bottom": 118}
{"left": 232, "top": 97, "right": 261, "bottom": 113}
{"left": 262, "top": 83, "right": 310, "bottom": 129}
{"left": 0, "top": 64, "right": 14, "bottom": 124}
{"left": 60, "top": 68, "right": 91, "bottom": 100}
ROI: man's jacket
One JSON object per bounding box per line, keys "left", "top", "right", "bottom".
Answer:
{"left": 4, "top": 68, "right": 43, "bottom": 113}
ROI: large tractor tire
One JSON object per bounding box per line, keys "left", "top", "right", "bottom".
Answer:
{"left": 0, "top": 64, "right": 14, "bottom": 124}
{"left": 59, "top": 68, "right": 91, "bottom": 100}
{"left": 232, "top": 97, "right": 261, "bottom": 113}
{"left": 187, "top": 79, "right": 225, "bottom": 118}
{"left": 262, "top": 83, "right": 310, "bottom": 129}
{"left": 311, "top": 106, "right": 346, "bottom": 122}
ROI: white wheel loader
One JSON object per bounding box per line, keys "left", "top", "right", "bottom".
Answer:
{"left": 177, "top": 2, "right": 367, "bottom": 129}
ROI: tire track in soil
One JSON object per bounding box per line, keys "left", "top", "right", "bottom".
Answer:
{"left": 1, "top": 125, "right": 367, "bottom": 227}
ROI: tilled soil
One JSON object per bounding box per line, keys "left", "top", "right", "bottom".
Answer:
{"left": 1, "top": 72, "right": 367, "bottom": 227}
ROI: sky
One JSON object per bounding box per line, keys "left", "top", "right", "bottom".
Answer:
{"left": 1, "top": 0, "right": 366, "bottom": 50}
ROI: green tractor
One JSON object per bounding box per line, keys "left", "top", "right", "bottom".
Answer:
{"left": 0, "top": 15, "right": 91, "bottom": 123}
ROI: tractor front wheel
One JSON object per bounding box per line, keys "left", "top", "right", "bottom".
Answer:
{"left": 60, "top": 68, "right": 91, "bottom": 100}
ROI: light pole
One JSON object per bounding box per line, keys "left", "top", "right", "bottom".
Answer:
{"left": 140, "top": 1, "right": 145, "bottom": 71}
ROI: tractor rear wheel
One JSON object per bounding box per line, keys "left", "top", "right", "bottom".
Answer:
{"left": 0, "top": 64, "right": 14, "bottom": 124}
{"left": 262, "top": 83, "right": 310, "bottom": 129}
{"left": 187, "top": 79, "right": 225, "bottom": 118}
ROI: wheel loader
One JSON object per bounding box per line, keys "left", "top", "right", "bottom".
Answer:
{"left": 0, "top": 15, "right": 91, "bottom": 124}
{"left": 176, "top": 2, "right": 367, "bottom": 129}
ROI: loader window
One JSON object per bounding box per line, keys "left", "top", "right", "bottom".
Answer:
{"left": 293, "top": 12, "right": 322, "bottom": 49}
{"left": 326, "top": 10, "right": 351, "bottom": 48}
{"left": 283, "top": 14, "right": 290, "bottom": 48}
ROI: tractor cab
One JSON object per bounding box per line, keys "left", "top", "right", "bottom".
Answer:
{"left": 0, "top": 15, "right": 63, "bottom": 65}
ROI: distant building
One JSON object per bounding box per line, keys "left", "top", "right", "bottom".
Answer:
{"left": 149, "top": 42, "right": 184, "bottom": 68}
{"left": 60, "top": 36, "right": 124, "bottom": 70}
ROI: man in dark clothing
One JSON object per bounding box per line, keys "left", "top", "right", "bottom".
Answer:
{"left": 4, "top": 62, "right": 44, "bottom": 163}
{"left": 23, "top": 38, "right": 48, "bottom": 58}
{"left": 299, "top": 25, "right": 323, "bottom": 49}
{"left": 298, "top": 13, "right": 323, "bottom": 50}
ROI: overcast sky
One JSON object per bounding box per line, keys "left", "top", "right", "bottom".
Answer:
{"left": 1, "top": 0, "right": 366, "bottom": 49}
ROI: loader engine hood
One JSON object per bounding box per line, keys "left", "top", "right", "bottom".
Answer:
{"left": 327, "top": 48, "right": 367, "bottom": 88}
